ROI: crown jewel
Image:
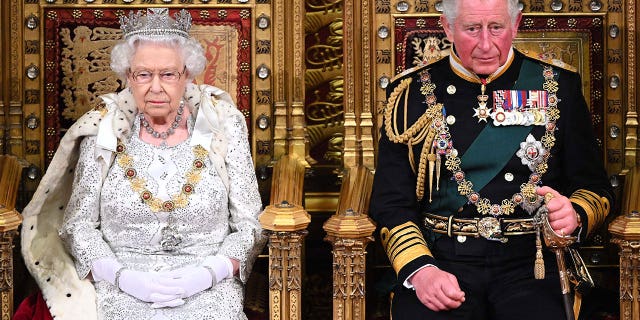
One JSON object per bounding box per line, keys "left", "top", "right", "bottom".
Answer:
{"left": 120, "top": 8, "right": 192, "bottom": 39}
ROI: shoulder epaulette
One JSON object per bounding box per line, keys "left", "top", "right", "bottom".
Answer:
{"left": 518, "top": 49, "right": 577, "bottom": 72}
{"left": 389, "top": 55, "right": 447, "bottom": 83}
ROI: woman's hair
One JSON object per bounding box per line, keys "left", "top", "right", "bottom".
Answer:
{"left": 442, "top": 0, "right": 520, "bottom": 27}
{"left": 110, "top": 35, "right": 206, "bottom": 81}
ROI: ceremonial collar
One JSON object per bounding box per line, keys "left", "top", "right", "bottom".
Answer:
{"left": 449, "top": 47, "right": 515, "bottom": 84}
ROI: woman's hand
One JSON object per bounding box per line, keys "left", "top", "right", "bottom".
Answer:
{"left": 410, "top": 266, "right": 465, "bottom": 311}
{"left": 92, "top": 258, "right": 185, "bottom": 305}
{"left": 536, "top": 186, "right": 580, "bottom": 236}
{"left": 152, "top": 255, "right": 234, "bottom": 308}
{"left": 117, "top": 269, "right": 185, "bottom": 304}
{"left": 156, "top": 266, "right": 213, "bottom": 299}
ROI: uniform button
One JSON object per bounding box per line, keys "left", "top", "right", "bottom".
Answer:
{"left": 446, "top": 115, "right": 456, "bottom": 125}
{"left": 504, "top": 172, "right": 514, "bottom": 181}
{"left": 447, "top": 85, "right": 456, "bottom": 94}
{"left": 458, "top": 207, "right": 464, "bottom": 212}
{"left": 457, "top": 235, "right": 467, "bottom": 243}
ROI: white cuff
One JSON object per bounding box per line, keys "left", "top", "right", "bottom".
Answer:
{"left": 403, "top": 264, "right": 437, "bottom": 290}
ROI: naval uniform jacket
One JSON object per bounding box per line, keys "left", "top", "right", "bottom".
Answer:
{"left": 369, "top": 48, "right": 614, "bottom": 284}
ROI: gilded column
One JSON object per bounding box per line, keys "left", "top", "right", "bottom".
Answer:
{"left": 624, "top": 0, "right": 638, "bottom": 167}
{"left": 272, "top": 0, "right": 308, "bottom": 163}
{"left": 610, "top": 165, "right": 640, "bottom": 320}
{"left": 259, "top": 153, "right": 309, "bottom": 320}
{"left": 0, "top": 155, "right": 24, "bottom": 320}
{"left": 323, "top": 166, "right": 376, "bottom": 320}
{"left": 0, "top": 230, "right": 18, "bottom": 320}
{"left": 259, "top": 202, "right": 311, "bottom": 320}
{"left": 342, "top": 0, "right": 375, "bottom": 169}
{"left": 610, "top": 213, "right": 640, "bottom": 320}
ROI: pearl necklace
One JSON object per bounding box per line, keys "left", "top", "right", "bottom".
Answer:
{"left": 139, "top": 101, "right": 184, "bottom": 147}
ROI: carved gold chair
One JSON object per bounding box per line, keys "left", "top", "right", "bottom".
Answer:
{"left": 0, "top": 154, "right": 25, "bottom": 319}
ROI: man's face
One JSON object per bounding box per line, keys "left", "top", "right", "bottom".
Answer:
{"left": 441, "top": 0, "right": 521, "bottom": 75}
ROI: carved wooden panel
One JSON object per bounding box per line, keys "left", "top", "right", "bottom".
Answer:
{"left": 15, "top": 1, "right": 276, "bottom": 174}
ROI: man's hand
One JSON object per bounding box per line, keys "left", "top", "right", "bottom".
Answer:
{"left": 536, "top": 186, "right": 580, "bottom": 236}
{"left": 410, "top": 266, "right": 465, "bottom": 311}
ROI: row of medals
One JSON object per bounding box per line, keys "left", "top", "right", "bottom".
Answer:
{"left": 471, "top": 92, "right": 548, "bottom": 126}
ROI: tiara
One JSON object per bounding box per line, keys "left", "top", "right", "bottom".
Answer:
{"left": 120, "top": 8, "right": 192, "bottom": 39}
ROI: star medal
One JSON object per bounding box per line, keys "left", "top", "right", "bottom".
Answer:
{"left": 516, "top": 134, "right": 547, "bottom": 171}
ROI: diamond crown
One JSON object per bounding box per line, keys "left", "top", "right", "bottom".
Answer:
{"left": 120, "top": 8, "right": 192, "bottom": 39}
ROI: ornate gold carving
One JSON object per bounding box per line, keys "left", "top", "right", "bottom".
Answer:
{"left": 624, "top": 0, "right": 638, "bottom": 168}
{"left": 264, "top": 231, "right": 308, "bottom": 320}
{"left": 610, "top": 226, "right": 640, "bottom": 320}
{"left": 59, "top": 25, "right": 122, "bottom": 120}
{"left": 324, "top": 166, "right": 375, "bottom": 320}
{"left": 272, "top": 0, "right": 309, "bottom": 163}
{"left": 259, "top": 152, "right": 309, "bottom": 320}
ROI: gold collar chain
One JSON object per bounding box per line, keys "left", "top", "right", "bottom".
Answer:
{"left": 115, "top": 140, "right": 209, "bottom": 212}
{"left": 419, "top": 65, "right": 560, "bottom": 216}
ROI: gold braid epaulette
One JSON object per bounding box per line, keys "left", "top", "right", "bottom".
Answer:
{"left": 383, "top": 74, "right": 444, "bottom": 201}
{"left": 570, "top": 189, "right": 610, "bottom": 237}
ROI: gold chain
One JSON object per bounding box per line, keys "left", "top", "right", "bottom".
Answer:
{"left": 115, "top": 140, "right": 209, "bottom": 212}
{"left": 387, "top": 65, "right": 559, "bottom": 215}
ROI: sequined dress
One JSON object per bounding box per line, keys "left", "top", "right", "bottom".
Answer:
{"left": 60, "top": 112, "right": 263, "bottom": 320}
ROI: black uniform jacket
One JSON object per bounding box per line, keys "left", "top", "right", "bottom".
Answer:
{"left": 369, "top": 48, "right": 614, "bottom": 283}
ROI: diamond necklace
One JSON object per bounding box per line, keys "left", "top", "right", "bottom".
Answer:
{"left": 139, "top": 101, "right": 184, "bottom": 147}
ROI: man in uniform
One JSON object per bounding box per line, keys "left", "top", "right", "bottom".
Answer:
{"left": 369, "top": 0, "right": 614, "bottom": 319}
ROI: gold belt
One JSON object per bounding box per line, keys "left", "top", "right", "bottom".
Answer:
{"left": 423, "top": 213, "right": 538, "bottom": 243}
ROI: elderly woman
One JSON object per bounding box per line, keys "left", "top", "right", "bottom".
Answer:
{"left": 19, "top": 8, "right": 264, "bottom": 320}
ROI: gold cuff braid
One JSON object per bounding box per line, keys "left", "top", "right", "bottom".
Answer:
{"left": 569, "top": 189, "right": 610, "bottom": 236}
{"left": 380, "top": 221, "right": 433, "bottom": 274}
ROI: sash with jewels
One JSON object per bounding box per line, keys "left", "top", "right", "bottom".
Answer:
{"left": 489, "top": 90, "right": 550, "bottom": 126}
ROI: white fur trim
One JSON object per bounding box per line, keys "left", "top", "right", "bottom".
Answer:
{"left": 20, "top": 84, "right": 238, "bottom": 319}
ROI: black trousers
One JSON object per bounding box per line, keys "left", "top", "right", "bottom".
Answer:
{"left": 391, "top": 234, "right": 565, "bottom": 320}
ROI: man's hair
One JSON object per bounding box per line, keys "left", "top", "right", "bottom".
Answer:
{"left": 442, "top": 0, "right": 521, "bottom": 27}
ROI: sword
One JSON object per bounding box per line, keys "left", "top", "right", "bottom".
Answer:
{"left": 537, "top": 193, "right": 577, "bottom": 320}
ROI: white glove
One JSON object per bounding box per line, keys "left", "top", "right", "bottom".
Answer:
{"left": 154, "top": 265, "right": 212, "bottom": 302}
{"left": 91, "top": 257, "right": 124, "bottom": 285}
{"left": 118, "top": 269, "right": 186, "bottom": 303}
{"left": 201, "top": 255, "right": 234, "bottom": 283}
{"left": 92, "top": 258, "right": 185, "bottom": 305}
{"left": 155, "top": 255, "right": 233, "bottom": 301}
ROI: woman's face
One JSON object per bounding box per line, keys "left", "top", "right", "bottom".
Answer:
{"left": 127, "top": 43, "right": 188, "bottom": 120}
